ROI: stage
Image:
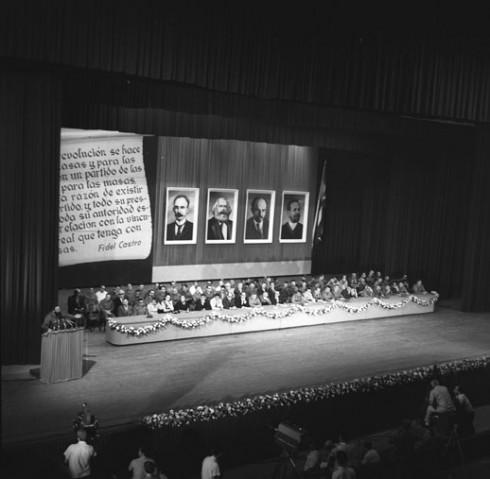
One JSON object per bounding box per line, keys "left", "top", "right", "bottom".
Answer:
{"left": 2, "top": 306, "right": 490, "bottom": 445}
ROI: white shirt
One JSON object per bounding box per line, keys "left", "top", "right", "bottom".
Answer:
{"left": 95, "top": 290, "right": 107, "bottom": 303}
{"left": 147, "top": 302, "right": 159, "bottom": 315}
{"left": 128, "top": 456, "right": 155, "bottom": 479}
{"left": 210, "top": 297, "right": 223, "bottom": 310}
{"left": 201, "top": 455, "right": 220, "bottom": 479}
{"left": 64, "top": 440, "right": 95, "bottom": 478}
{"left": 220, "top": 222, "right": 228, "bottom": 239}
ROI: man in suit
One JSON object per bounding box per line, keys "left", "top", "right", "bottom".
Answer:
{"left": 166, "top": 194, "right": 194, "bottom": 241}
{"left": 245, "top": 197, "right": 269, "bottom": 240}
{"left": 281, "top": 199, "right": 303, "bottom": 240}
{"left": 207, "top": 197, "right": 233, "bottom": 240}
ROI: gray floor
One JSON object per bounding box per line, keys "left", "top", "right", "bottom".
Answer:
{"left": 2, "top": 306, "right": 490, "bottom": 445}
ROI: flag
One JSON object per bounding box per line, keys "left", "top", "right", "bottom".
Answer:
{"left": 313, "top": 158, "right": 327, "bottom": 246}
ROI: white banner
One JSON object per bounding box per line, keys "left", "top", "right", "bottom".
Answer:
{"left": 59, "top": 136, "right": 152, "bottom": 266}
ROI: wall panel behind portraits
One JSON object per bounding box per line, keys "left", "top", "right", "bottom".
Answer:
{"left": 153, "top": 137, "right": 317, "bottom": 280}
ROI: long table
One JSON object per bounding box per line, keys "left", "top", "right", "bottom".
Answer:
{"left": 105, "top": 294, "right": 437, "bottom": 346}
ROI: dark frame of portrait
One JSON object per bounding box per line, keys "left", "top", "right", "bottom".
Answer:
{"left": 243, "top": 189, "right": 275, "bottom": 244}
{"left": 164, "top": 187, "right": 199, "bottom": 245}
{"left": 205, "top": 188, "right": 239, "bottom": 244}
{"left": 279, "top": 190, "right": 309, "bottom": 243}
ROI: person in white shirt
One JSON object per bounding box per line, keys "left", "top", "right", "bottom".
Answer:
{"left": 424, "top": 379, "right": 456, "bottom": 426}
{"left": 64, "top": 429, "right": 96, "bottom": 479}
{"left": 146, "top": 299, "right": 159, "bottom": 316}
{"left": 210, "top": 293, "right": 224, "bottom": 310}
{"left": 128, "top": 446, "right": 155, "bottom": 479}
{"left": 95, "top": 285, "right": 108, "bottom": 304}
{"left": 201, "top": 451, "right": 221, "bottom": 479}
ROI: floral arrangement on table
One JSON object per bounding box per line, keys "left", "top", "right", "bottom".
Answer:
{"left": 108, "top": 292, "right": 439, "bottom": 336}
{"left": 142, "top": 355, "right": 489, "bottom": 430}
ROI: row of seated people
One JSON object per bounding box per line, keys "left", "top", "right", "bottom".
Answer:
{"left": 67, "top": 271, "right": 429, "bottom": 319}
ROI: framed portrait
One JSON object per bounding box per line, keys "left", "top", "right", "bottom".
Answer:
{"left": 279, "top": 191, "right": 309, "bottom": 243}
{"left": 205, "top": 188, "right": 239, "bottom": 244}
{"left": 164, "top": 187, "right": 199, "bottom": 245}
{"left": 243, "top": 189, "right": 275, "bottom": 244}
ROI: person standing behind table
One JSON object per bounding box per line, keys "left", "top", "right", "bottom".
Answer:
{"left": 64, "top": 429, "right": 96, "bottom": 479}
{"left": 281, "top": 199, "right": 303, "bottom": 240}
{"left": 128, "top": 446, "right": 155, "bottom": 479}
{"left": 166, "top": 194, "right": 194, "bottom": 241}
{"left": 245, "top": 197, "right": 270, "bottom": 240}
{"left": 207, "top": 197, "right": 233, "bottom": 240}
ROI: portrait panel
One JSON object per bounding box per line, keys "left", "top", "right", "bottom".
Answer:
{"left": 164, "top": 187, "right": 199, "bottom": 245}
{"left": 243, "top": 189, "right": 275, "bottom": 244}
{"left": 279, "top": 191, "right": 309, "bottom": 243}
{"left": 205, "top": 188, "right": 239, "bottom": 244}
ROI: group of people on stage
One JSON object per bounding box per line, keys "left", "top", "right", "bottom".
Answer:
{"left": 59, "top": 271, "right": 428, "bottom": 324}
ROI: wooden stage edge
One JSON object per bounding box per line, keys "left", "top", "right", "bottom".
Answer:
{"left": 105, "top": 293, "right": 437, "bottom": 345}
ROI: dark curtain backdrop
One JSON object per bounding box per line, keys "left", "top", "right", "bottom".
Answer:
{"left": 0, "top": 71, "right": 61, "bottom": 364}
{"left": 2, "top": 0, "right": 489, "bottom": 123}
{"left": 462, "top": 126, "right": 490, "bottom": 312}
{"left": 312, "top": 133, "right": 477, "bottom": 301}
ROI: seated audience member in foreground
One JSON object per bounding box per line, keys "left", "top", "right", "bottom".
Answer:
{"left": 303, "top": 440, "right": 320, "bottom": 476}
{"left": 453, "top": 385, "right": 475, "bottom": 435}
{"left": 201, "top": 449, "right": 221, "bottom": 479}
{"left": 424, "top": 378, "right": 456, "bottom": 426}
{"left": 412, "top": 279, "right": 427, "bottom": 294}
{"left": 144, "top": 460, "right": 168, "bottom": 479}
{"left": 64, "top": 429, "right": 96, "bottom": 479}
{"left": 128, "top": 446, "right": 156, "bottom": 479}
{"left": 332, "top": 450, "right": 356, "bottom": 479}
{"left": 361, "top": 441, "right": 381, "bottom": 465}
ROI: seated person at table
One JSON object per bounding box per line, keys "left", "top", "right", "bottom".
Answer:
{"left": 424, "top": 378, "right": 456, "bottom": 426}
{"left": 144, "top": 289, "right": 156, "bottom": 305}
{"left": 303, "top": 288, "right": 315, "bottom": 303}
{"left": 133, "top": 298, "right": 148, "bottom": 315}
{"left": 235, "top": 291, "right": 249, "bottom": 308}
{"left": 260, "top": 291, "right": 272, "bottom": 306}
{"left": 162, "top": 294, "right": 174, "bottom": 313}
{"left": 210, "top": 292, "right": 224, "bottom": 310}
{"left": 222, "top": 291, "right": 235, "bottom": 309}
{"left": 321, "top": 286, "right": 334, "bottom": 301}
{"left": 279, "top": 282, "right": 290, "bottom": 303}
{"left": 116, "top": 298, "right": 133, "bottom": 317}
{"left": 382, "top": 284, "right": 392, "bottom": 297}
{"left": 248, "top": 292, "right": 262, "bottom": 307}
{"left": 398, "top": 282, "right": 409, "bottom": 295}
{"left": 291, "top": 288, "right": 304, "bottom": 304}
{"left": 267, "top": 282, "right": 279, "bottom": 305}
{"left": 191, "top": 294, "right": 211, "bottom": 311}
{"left": 147, "top": 299, "right": 159, "bottom": 316}
{"left": 174, "top": 295, "right": 190, "bottom": 312}
{"left": 359, "top": 284, "right": 374, "bottom": 297}
{"left": 412, "top": 279, "right": 427, "bottom": 294}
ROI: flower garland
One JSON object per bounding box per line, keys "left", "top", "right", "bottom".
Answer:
{"left": 108, "top": 292, "right": 439, "bottom": 336}
{"left": 142, "top": 356, "right": 489, "bottom": 429}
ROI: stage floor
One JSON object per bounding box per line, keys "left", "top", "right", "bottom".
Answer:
{"left": 2, "top": 306, "right": 490, "bottom": 445}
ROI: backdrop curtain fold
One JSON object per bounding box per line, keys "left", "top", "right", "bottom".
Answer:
{"left": 0, "top": 71, "right": 61, "bottom": 364}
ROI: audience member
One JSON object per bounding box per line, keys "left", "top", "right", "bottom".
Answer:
{"left": 73, "top": 401, "right": 99, "bottom": 444}
{"left": 453, "top": 385, "right": 475, "bottom": 435}
{"left": 201, "top": 450, "right": 221, "bottom": 479}
{"left": 64, "top": 429, "right": 96, "bottom": 479}
{"left": 143, "top": 460, "right": 168, "bottom": 479}
{"left": 128, "top": 446, "right": 155, "bottom": 479}
{"left": 332, "top": 450, "right": 356, "bottom": 479}
{"left": 424, "top": 379, "right": 456, "bottom": 427}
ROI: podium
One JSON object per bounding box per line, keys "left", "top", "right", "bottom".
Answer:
{"left": 40, "top": 328, "right": 84, "bottom": 384}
